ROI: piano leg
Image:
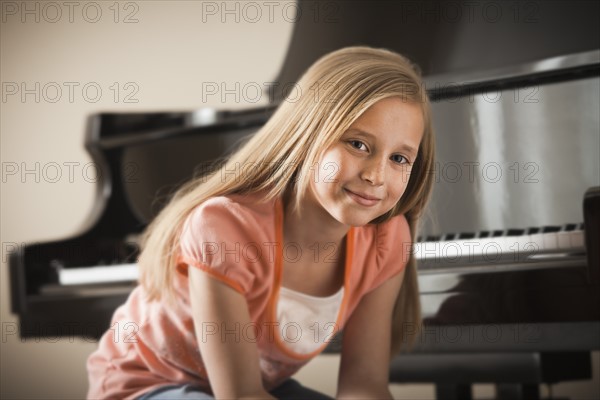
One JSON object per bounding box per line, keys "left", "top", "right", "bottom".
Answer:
{"left": 496, "top": 383, "right": 540, "bottom": 400}
{"left": 435, "top": 383, "right": 472, "bottom": 400}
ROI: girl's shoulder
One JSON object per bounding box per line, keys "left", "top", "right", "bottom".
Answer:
{"left": 184, "top": 191, "right": 278, "bottom": 237}
{"left": 179, "top": 191, "right": 280, "bottom": 295}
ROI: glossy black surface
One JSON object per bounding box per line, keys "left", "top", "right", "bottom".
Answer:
{"left": 9, "top": 107, "right": 273, "bottom": 339}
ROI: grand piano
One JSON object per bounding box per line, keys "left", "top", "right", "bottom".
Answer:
{"left": 9, "top": 1, "right": 600, "bottom": 399}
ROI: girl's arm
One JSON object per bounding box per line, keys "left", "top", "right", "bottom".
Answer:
{"left": 189, "top": 266, "right": 275, "bottom": 400}
{"left": 336, "top": 269, "right": 406, "bottom": 399}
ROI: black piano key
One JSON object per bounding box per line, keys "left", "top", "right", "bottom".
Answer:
{"left": 526, "top": 227, "right": 540, "bottom": 234}
{"left": 563, "top": 223, "right": 578, "bottom": 231}
{"left": 542, "top": 226, "right": 562, "bottom": 233}
{"left": 477, "top": 231, "right": 491, "bottom": 238}
{"left": 458, "top": 232, "right": 476, "bottom": 239}
{"left": 505, "top": 228, "right": 525, "bottom": 236}
{"left": 426, "top": 235, "right": 441, "bottom": 242}
{"left": 492, "top": 230, "right": 504, "bottom": 237}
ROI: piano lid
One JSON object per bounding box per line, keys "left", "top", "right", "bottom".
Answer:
{"left": 77, "top": 107, "right": 274, "bottom": 238}
{"left": 270, "top": 0, "right": 599, "bottom": 102}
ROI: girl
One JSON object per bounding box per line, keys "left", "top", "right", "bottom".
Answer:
{"left": 87, "top": 46, "right": 435, "bottom": 399}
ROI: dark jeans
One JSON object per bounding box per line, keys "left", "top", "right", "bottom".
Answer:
{"left": 136, "top": 379, "right": 334, "bottom": 399}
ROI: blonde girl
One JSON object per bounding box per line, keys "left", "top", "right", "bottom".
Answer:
{"left": 87, "top": 46, "right": 435, "bottom": 399}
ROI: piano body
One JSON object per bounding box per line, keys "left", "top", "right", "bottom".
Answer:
{"left": 8, "top": 1, "right": 600, "bottom": 399}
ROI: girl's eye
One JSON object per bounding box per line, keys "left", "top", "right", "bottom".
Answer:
{"left": 349, "top": 140, "right": 367, "bottom": 151}
{"left": 391, "top": 154, "right": 409, "bottom": 164}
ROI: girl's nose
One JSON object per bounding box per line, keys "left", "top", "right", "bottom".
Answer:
{"left": 360, "top": 158, "right": 385, "bottom": 186}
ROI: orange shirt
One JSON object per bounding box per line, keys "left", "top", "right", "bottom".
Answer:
{"left": 87, "top": 192, "right": 410, "bottom": 399}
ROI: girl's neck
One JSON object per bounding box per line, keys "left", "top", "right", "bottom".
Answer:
{"left": 282, "top": 186, "right": 350, "bottom": 252}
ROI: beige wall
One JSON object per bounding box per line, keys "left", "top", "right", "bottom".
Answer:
{"left": 1, "top": 1, "right": 598, "bottom": 399}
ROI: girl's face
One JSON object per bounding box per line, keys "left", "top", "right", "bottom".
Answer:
{"left": 308, "top": 97, "right": 424, "bottom": 227}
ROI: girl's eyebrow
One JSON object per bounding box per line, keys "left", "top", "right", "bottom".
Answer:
{"left": 346, "top": 128, "right": 418, "bottom": 157}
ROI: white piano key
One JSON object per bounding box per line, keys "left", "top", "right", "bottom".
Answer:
{"left": 520, "top": 237, "right": 542, "bottom": 254}
{"left": 557, "top": 231, "right": 574, "bottom": 250}
{"left": 504, "top": 236, "right": 533, "bottom": 260}
{"left": 58, "top": 263, "right": 139, "bottom": 285}
{"left": 414, "top": 241, "right": 444, "bottom": 260}
{"left": 455, "top": 240, "right": 482, "bottom": 261}
{"left": 474, "top": 237, "right": 503, "bottom": 260}
{"left": 569, "top": 230, "right": 586, "bottom": 249}
{"left": 515, "top": 234, "right": 542, "bottom": 255}
{"left": 490, "top": 236, "right": 510, "bottom": 255}
{"left": 468, "top": 237, "right": 503, "bottom": 260}
{"left": 542, "top": 232, "right": 559, "bottom": 251}
{"left": 529, "top": 233, "right": 547, "bottom": 251}
{"left": 440, "top": 241, "right": 462, "bottom": 259}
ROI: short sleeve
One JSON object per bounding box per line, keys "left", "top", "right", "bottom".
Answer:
{"left": 370, "top": 214, "right": 412, "bottom": 291}
{"left": 177, "top": 197, "right": 265, "bottom": 295}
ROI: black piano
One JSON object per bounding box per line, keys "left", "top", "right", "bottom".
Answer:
{"left": 9, "top": 1, "right": 600, "bottom": 399}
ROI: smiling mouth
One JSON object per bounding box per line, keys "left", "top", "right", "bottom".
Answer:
{"left": 344, "top": 189, "right": 381, "bottom": 207}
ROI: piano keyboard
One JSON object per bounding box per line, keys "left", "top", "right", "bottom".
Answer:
{"left": 53, "top": 224, "right": 586, "bottom": 287}
{"left": 414, "top": 224, "right": 586, "bottom": 272}
{"left": 58, "top": 263, "right": 138, "bottom": 285}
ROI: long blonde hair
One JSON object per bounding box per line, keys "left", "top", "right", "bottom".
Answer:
{"left": 138, "top": 46, "right": 435, "bottom": 354}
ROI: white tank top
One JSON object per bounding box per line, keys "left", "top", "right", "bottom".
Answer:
{"left": 276, "top": 286, "right": 344, "bottom": 354}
